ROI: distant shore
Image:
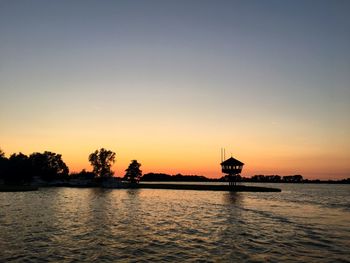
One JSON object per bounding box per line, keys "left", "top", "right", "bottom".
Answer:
{"left": 0, "top": 183, "right": 281, "bottom": 193}
{"left": 138, "top": 183, "right": 281, "bottom": 192}
{"left": 141, "top": 173, "right": 350, "bottom": 184}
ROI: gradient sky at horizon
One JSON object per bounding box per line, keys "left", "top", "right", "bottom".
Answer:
{"left": 1, "top": 0, "right": 349, "bottom": 179}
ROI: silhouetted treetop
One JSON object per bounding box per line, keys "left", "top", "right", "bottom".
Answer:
{"left": 0, "top": 150, "right": 69, "bottom": 184}
{"left": 0, "top": 148, "right": 5, "bottom": 158}
{"left": 29, "top": 151, "right": 69, "bottom": 181}
{"left": 88, "top": 148, "right": 115, "bottom": 178}
{"left": 124, "top": 160, "right": 142, "bottom": 184}
{"left": 6, "top": 153, "right": 32, "bottom": 183}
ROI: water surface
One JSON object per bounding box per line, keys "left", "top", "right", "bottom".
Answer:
{"left": 0, "top": 184, "right": 349, "bottom": 262}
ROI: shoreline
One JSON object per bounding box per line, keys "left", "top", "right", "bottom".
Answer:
{"left": 0, "top": 185, "right": 39, "bottom": 192}
{"left": 0, "top": 183, "right": 281, "bottom": 192}
{"left": 137, "top": 183, "right": 281, "bottom": 192}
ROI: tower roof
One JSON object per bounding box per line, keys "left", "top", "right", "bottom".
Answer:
{"left": 220, "top": 157, "right": 244, "bottom": 166}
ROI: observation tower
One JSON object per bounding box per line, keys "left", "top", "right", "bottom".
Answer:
{"left": 220, "top": 149, "right": 244, "bottom": 188}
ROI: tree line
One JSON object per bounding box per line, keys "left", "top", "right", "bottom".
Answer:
{"left": 248, "top": 174, "right": 303, "bottom": 183}
{"left": 0, "top": 150, "right": 69, "bottom": 184}
{"left": 138, "top": 173, "right": 350, "bottom": 184}
{"left": 142, "top": 173, "right": 211, "bottom": 182}
{"left": 140, "top": 173, "right": 304, "bottom": 183}
{"left": 0, "top": 148, "right": 141, "bottom": 185}
{"left": 1, "top": 147, "right": 348, "bottom": 185}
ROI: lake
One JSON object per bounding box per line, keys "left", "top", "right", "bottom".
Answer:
{"left": 1, "top": 183, "right": 349, "bottom": 262}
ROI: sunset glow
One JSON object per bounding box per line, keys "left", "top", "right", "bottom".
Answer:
{"left": 1, "top": 1, "right": 349, "bottom": 180}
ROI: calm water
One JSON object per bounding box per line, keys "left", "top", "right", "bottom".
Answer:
{"left": 0, "top": 184, "right": 349, "bottom": 262}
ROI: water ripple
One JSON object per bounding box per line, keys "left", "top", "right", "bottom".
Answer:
{"left": 0, "top": 186, "right": 349, "bottom": 262}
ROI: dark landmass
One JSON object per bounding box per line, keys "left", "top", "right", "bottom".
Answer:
{"left": 138, "top": 183, "right": 281, "bottom": 192}
{"left": 242, "top": 174, "right": 350, "bottom": 184}
{"left": 0, "top": 149, "right": 348, "bottom": 193}
{"left": 141, "top": 173, "right": 217, "bottom": 182}
{"left": 0, "top": 151, "right": 69, "bottom": 186}
{"left": 141, "top": 173, "right": 350, "bottom": 184}
{"left": 0, "top": 184, "right": 38, "bottom": 192}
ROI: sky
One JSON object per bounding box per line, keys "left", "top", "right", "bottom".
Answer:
{"left": 0, "top": 0, "right": 349, "bottom": 179}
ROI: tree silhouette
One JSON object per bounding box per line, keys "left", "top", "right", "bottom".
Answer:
{"left": 0, "top": 148, "right": 4, "bottom": 158}
{"left": 0, "top": 150, "right": 68, "bottom": 184}
{"left": 0, "top": 149, "right": 8, "bottom": 182}
{"left": 29, "top": 151, "right": 69, "bottom": 181}
{"left": 7, "top": 153, "right": 32, "bottom": 183}
{"left": 124, "top": 160, "right": 142, "bottom": 184}
{"left": 88, "top": 148, "right": 116, "bottom": 178}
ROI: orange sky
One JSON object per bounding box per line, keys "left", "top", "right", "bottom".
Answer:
{"left": 1, "top": 1, "right": 349, "bottom": 180}
{"left": 1, "top": 124, "right": 349, "bottom": 180}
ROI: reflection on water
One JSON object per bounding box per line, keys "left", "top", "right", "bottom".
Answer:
{"left": 0, "top": 185, "right": 349, "bottom": 262}
{"left": 223, "top": 191, "right": 243, "bottom": 205}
